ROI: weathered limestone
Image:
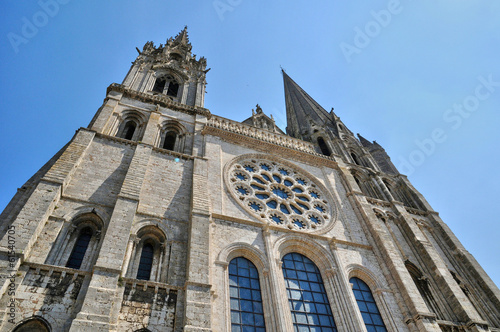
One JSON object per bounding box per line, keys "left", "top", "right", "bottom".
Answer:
{"left": 1, "top": 29, "right": 499, "bottom": 332}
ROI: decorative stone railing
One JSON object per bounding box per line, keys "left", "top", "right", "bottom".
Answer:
{"left": 366, "top": 197, "right": 392, "bottom": 207}
{"left": 206, "top": 115, "right": 337, "bottom": 161}
{"left": 405, "top": 206, "right": 428, "bottom": 216}
{"left": 106, "top": 83, "right": 211, "bottom": 117}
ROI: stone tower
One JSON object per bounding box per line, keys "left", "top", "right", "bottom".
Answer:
{"left": 0, "top": 29, "right": 499, "bottom": 332}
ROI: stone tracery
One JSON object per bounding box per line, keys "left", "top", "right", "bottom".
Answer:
{"left": 227, "top": 157, "right": 333, "bottom": 232}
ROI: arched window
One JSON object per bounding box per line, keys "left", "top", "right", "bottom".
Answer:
{"left": 405, "top": 261, "right": 443, "bottom": 319}
{"left": 163, "top": 131, "right": 177, "bottom": 150}
{"left": 282, "top": 253, "right": 337, "bottom": 331}
{"left": 153, "top": 77, "right": 166, "bottom": 93}
{"left": 137, "top": 243, "right": 154, "bottom": 280}
{"left": 121, "top": 120, "right": 137, "bottom": 140}
{"left": 66, "top": 227, "right": 93, "bottom": 269}
{"left": 152, "top": 74, "right": 180, "bottom": 98}
{"left": 125, "top": 225, "right": 167, "bottom": 282}
{"left": 13, "top": 317, "right": 50, "bottom": 332}
{"left": 350, "top": 277, "right": 387, "bottom": 331}
{"left": 450, "top": 270, "right": 484, "bottom": 320}
{"left": 317, "top": 137, "right": 331, "bottom": 156}
{"left": 229, "top": 257, "right": 266, "bottom": 331}
{"left": 45, "top": 213, "right": 103, "bottom": 271}
{"left": 159, "top": 121, "right": 186, "bottom": 153}
{"left": 167, "top": 81, "right": 179, "bottom": 97}
{"left": 351, "top": 152, "right": 361, "bottom": 165}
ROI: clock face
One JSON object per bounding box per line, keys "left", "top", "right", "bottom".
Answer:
{"left": 226, "top": 156, "right": 335, "bottom": 233}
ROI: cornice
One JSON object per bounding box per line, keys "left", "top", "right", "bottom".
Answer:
{"left": 107, "top": 83, "right": 211, "bottom": 118}
{"left": 203, "top": 116, "right": 339, "bottom": 169}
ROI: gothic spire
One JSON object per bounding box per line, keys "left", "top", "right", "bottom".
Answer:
{"left": 166, "top": 26, "right": 192, "bottom": 53}
{"left": 282, "top": 70, "right": 334, "bottom": 139}
{"left": 173, "top": 26, "right": 190, "bottom": 46}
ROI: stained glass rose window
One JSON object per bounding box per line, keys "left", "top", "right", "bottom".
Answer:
{"left": 226, "top": 157, "right": 334, "bottom": 232}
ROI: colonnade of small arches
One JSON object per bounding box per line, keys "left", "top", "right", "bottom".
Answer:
{"left": 217, "top": 239, "right": 392, "bottom": 331}
{"left": 44, "top": 212, "right": 170, "bottom": 284}
{"left": 350, "top": 168, "right": 425, "bottom": 210}
{"left": 113, "top": 109, "right": 189, "bottom": 154}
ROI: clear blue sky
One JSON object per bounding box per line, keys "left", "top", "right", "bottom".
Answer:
{"left": 1, "top": 1, "right": 499, "bottom": 287}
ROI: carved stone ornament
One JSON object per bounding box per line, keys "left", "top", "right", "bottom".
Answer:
{"left": 225, "top": 154, "right": 337, "bottom": 234}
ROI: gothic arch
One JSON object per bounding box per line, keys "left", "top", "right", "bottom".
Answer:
{"left": 46, "top": 212, "right": 104, "bottom": 270}
{"left": 151, "top": 69, "right": 187, "bottom": 99}
{"left": 125, "top": 223, "right": 168, "bottom": 282}
{"left": 405, "top": 260, "right": 444, "bottom": 319}
{"left": 382, "top": 177, "right": 424, "bottom": 209}
{"left": 130, "top": 218, "right": 169, "bottom": 239}
{"left": 274, "top": 234, "right": 336, "bottom": 272}
{"left": 115, "top": 109, "right": 148, "bottom": 141}
{"left": 350, "top": 169, "right": 386, "bottom": 200}
{"left": 346, "top": 263, "right": 385, "bottom": 291}
{"left": 217, "top": 242, "right": 269, "bottom": 272}
{"left": 349, "top": 149, "right": 363, "bottom": 166}
{"left": 61, "top": 205, "right": 110, "bottom": 227}
{"left": 372, "top": 208, "right": 397, "bottom": 222}
{"left": 157, "top": 119, "right": 188, "bottom": 153}
{"left": 152, "top": 66, "right": 188, "bottom": 83}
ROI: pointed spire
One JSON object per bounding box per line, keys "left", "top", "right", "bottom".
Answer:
{"left": 173, "top": 26, "right": 190, "bottom": 45}
{"left": 282, "top": 70, "right": 334, "bottom": 139}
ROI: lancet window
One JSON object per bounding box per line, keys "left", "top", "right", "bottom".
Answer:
{"left": 152, "top": 74, "right": 180, "bottom": 98}
{"left": 229, "top": 257, "right": 266, "bottom": 331}
{"left": 282, "top": 253, "right": 337, "bottom": 331}
{"left": 45, "top": 212, "right": 103, "bottom": 271}
{"left": 350, "top": 277, "right": 388, "bottom": 331}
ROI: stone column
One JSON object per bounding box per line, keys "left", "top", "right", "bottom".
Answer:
{"left": 183, "top": 157, "right": 212, "bottom": 331}
{"left": 327, "top": 241, "right": 366, "bottom": 331}
{"left": 338, "top": 166, "right": 442, "bottom": 332}
{"left": 120, "top": 235, "right": 137, "bottom": 278}
{"left": 262, "top": 228, "right": 291, "bottom": 331}
{"left": 392, "top": 204, "right": 489, "bottom": 329}
{"left": 89, "top": 93, "right": 122, "bottom": 134}
{"left": 141, "top": 110, "right": 161, "bottom": 146}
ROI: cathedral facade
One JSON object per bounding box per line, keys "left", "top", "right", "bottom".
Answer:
{"left": 0, "top": 28, "right": 499, "bottom": 332}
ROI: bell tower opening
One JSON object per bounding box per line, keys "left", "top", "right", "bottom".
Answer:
{"left": 317, "top": 137, "right": 331, "bottom": 156}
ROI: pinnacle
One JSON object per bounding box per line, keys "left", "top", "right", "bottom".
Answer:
{"left": 173, "top": 26, "right": 190, "bottom": 46}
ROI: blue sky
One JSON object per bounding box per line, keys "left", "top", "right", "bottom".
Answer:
{"left": 1, "top": 1, "right": 499, "bottom": 287}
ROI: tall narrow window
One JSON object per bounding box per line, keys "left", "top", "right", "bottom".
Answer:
{"left": 282, "top": 253, "right": 337, "bottom": 331}
{"left": 163, "top": 131, "right": 177, "bottom": 150}
{"left": 229, "top": 257, "right": 266, "bottom": 331}
{"left": 317, "top": 137, "right": 331, "bottom": 156}
{"left": 406, "top": 262, "right": 443, "bottom": 319}
{"left": 350, "top": 277, "right": 388, "bottom": 332}
{"left": 66, "top": 227, "right": 93, "bottom": 269}
{"left": 351, "top": 153, "right": 361, "bottom": 165}
{"left": 153, "top": 77, "right": 166, "bottom": 93}
{"left": 353, "top": 175, "right": 363, "bottom": 192}
{"left": 167, "top": 81, "right": 179, "bottom": 97}
{"left": 137, "top": 243, "right": 154, "bottom": 280}
{"left": 122, "top": 121, "right": 137, "bottom": 140}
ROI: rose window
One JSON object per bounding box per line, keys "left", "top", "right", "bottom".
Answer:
{"left": 227, "top": 158, "right": 332, "bottom": 231}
